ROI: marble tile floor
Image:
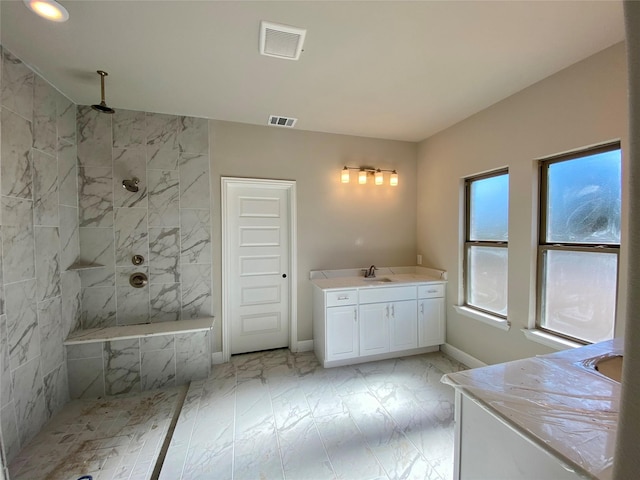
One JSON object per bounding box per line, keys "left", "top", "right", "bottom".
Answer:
{"left": 159, "top": 349, "right": 467, "bottom": 480}
{"left": 8, "top": 386, "right": 186, "bottom": 480}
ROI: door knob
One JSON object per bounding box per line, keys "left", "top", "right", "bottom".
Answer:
{"left": 282, "top": 274, "right": 287, "bottom": 278}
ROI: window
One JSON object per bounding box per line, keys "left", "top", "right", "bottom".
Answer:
{"left": 538, "top": 143, "right": 621, "bottom": 344}
{"left": 464, "top": 170, "right": 509, "bottom": 317}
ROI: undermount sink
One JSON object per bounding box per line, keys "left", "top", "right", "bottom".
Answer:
{"left": 363, "top": 277, "right": 393, "bottom": 282}
{"left": 594, "top": 355, "right": 623, "bottom": 382}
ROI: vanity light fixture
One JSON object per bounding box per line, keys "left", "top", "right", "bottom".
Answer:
{"left": 23, "top": 0, "right": 69, "bottom": 22}
{"left": 341, "top": 166, "right": 399, "bottom": 186}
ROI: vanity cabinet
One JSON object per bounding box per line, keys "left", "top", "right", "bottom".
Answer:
{"left": 313, "top": 281, "right": 445, "bottom": 367}
{"left": 418, "top": 284, "right": 445, "bottom": 347}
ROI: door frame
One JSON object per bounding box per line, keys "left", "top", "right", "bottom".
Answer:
{"left": 221, "top": 177, "right": 298, "bottom": 362}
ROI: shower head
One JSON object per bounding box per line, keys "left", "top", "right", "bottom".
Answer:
{"left": 122, "top": 177, "right": 140, "bottom": 193}
{"left": 91, "top": 70, "right": 115, "bottom": 114}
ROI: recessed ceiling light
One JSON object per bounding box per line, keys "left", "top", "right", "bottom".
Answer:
{"left": 23, "top": 0, "right": 69, "bottom": 23}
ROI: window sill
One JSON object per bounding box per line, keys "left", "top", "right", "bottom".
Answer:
{"left": 454, "top": 305, "right": 510, "bottom": 331}
{"left": 521, "top": 329, "right": 583, "bottom": 350}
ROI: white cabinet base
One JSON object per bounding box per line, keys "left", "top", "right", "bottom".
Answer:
{"left": 454, "top": 392, "right": 583, "bottom": 480}
{"left": 322, "top": 345, "right": 439, "bottom": 368}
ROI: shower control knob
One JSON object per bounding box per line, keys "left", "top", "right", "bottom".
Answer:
{"left": 132, "top": 254, "right": 144, "bottom": 266}
{"left": 129, "top": 272, "right": 148, "bottom": 288}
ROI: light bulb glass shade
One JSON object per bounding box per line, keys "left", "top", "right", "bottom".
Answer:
{"left": 375, "top": 170, "right": 384, "bottom": 185}
{"left": 341, "top": 167, "right": 350, "bottom": 183}
{"left": 358, "top": 170, "right": 367, "bottom": 184}
{"left": 390, "top": 171, "right": 399, "bottom": 186}
{"left": 24, "top": 0, "right": 69, "bottom": 22}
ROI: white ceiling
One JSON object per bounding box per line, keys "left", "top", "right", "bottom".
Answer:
{"left": 1, "top": 0, "right": 625, "bottom": 142}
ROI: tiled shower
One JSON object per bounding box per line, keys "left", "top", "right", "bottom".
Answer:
{"left": 0, "top": 46, "right": 213, "bottom": 465}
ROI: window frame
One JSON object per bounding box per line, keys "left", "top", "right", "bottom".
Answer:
{"left": 536, "top": 142, "right": 621, "bottom": 345}
{"left": 463, "top": 169, "right": 509, "bottom": 319}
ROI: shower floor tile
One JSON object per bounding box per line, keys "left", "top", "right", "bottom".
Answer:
{"left": 8, "top": 385, "right": 186, "bottom": 480}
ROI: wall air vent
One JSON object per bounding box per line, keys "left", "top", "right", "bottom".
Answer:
{"left": 268, "top": 115, "right": 297, "bottom": 128}
{"left": 260, "top": 21, "right": 306, "bottom": 60}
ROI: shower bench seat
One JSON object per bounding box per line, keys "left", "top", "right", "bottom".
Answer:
{"left": 64, "top": 317, "right": 215, "bottom": 399}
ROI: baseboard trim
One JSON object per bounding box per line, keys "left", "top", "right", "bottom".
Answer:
{"left": 441, "top": 343, "right": 487, "bottom": 369}
{"left": 295, "top": 340, "right": 314, "bottom": 352}
{"left": 211, "top": 351, "right": 225, "bottom": 365}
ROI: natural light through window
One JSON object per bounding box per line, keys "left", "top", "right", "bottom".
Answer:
{"left": 538, "top": 144, "right": 621, "bottom": 344}
{"left": 464, "top": 171, "right": 509, "bottom": 317}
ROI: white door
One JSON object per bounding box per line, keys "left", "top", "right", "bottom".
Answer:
{"left": 359, "top": 303, "right": 390, "bottom": 356}
{"left": 418, "top": 298, "right": 445, "bottom": 347}
{"left": 223, "top": 179, "right": 294, "bottom": 355}
{"left": 326, "top": 305, "right": 359, "bottom": 361}
{"left": 390, "top": 300, "right": 418, "bottom": 352}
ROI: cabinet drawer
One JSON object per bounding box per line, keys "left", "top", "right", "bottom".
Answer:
{"left": 326, "top": 290, "right": 358, "bottom": 307}
{"left": 418, "top": 284, "right": 445, "bottom": 298}
{"left": 359, "top": 286, "right": 416, "bottom": 304}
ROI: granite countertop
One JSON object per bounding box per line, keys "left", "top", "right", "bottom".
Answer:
{"left": 442, "top": 338, "right": 623, "bottom": 480}
{"left": 310, "top": 266, "right": 447, "bottom": 291}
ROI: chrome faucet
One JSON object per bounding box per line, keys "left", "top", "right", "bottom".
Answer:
{"left": 363, "top": 265, "right": 377, "bottom": 278}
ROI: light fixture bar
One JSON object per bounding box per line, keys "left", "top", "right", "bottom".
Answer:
{"left": 340, "top": 166, "right": 399, "bottom": 186}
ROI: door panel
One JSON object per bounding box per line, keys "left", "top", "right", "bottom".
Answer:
{"left": 359, "top": 303, "right": 390, "bottom": 356}
{"left": 390, "top": 300, "right": 418, "bottom": 351}
{"left": 227, "top": 183, "right": 290, "bottom": 354}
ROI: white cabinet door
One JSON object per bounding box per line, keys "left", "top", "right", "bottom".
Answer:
{"left": 390, "top": 300, "right": 418, "bottom": 352}
{"left": 326, "top": 305, "right": 359, "bottom": 361}
{"left": 359, "top": 303, "right": 390, "bottom": 356}
{"left": 418, "top": 297, "right": 445, "bottom": 347}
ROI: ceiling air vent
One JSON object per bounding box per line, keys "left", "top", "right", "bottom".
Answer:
{"left": 268, "top": 115, "right": 297, "bottom": 128}
{"left": 260, "top": 21, "right": 306, "bottom": 61}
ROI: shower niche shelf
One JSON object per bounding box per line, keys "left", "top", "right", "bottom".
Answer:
{"left": 66, "top": 261, "right": 105, "bottom": 271}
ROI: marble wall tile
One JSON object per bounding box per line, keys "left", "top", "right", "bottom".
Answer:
{"left": 43, "top": 362, "right": 68, "bottom": 418}
{"left": 66, "top": 342, "right": 102, "bottom": 360}
{"left": 149, "top": 283, "right": 181, "bottom": 323}
{"left": 116, "top": 266, "right": 150, "bottom": 325}
{"left": 141, "top": 349, "right": 176, "bottom": 391}
{"left": 78, "top": 227, "right": 115, "bottom": 287}
{"left": 0, "top": 314, "right": 12, "bottom": 408}
{"left": 0, "top": 232, "right": 4, "bottom": 315}
{"left": 176, "top": 331, "right": 210, "bottom": 384}
{"left": 114, "top": 207, "right": 148, "bottom": 265}
{"left": 78, "top": 166, "right": 114, "bottom": 227}
{"left": 1, "top": 49, "right": 33, "bottom": 122}
{"left": 146, "top": 113, "right": 178, "bottom": 170}
{"left": 33, "top": 75, "right": 57, "bottom": 156}
{"left": 58, "top": 142, "right": 78, "bottom": 207}
{"left": 37, "top": 296, "right": 63, "bottom": 375}
{"left": 12, "top": 356, "right": 48, "bottom": 445}
{"left": 81, "top": 286, "right": 117, "bottom": 329}
{"left": 35, "top": 226, "right": 61, "bottom": 301}
{"left": 67, "top": 356, "right": 104, "bottom": 399}
{"left": 57, "top": 91, "right": 76, "bottom": 145}
{"left": 148, "top": 169, "right": 179, "bottom": 227}
{"left": 61, "top": 270, "right": 82, "bottom": 337}
{"left": 0, "top": 402, "right": 20, "bottom": 463}
{"left": 180, "top": 208, "right": 211, "bottom": 264}
{"left": 113, "top": 109, "right": 145, "bottom": 148}
{"left": 1, "top": 107, "right": 33, "bottom": 199}
{"left": 77, "top": 105, "right": 112, "bottom": 167}
{"left": 141, "top": 335, "right": 174, "bottom": 352}
{"left": 179, "top": 153, "right": 210, "bottom": 209}
{"left": 104, "top": 339, "right": 141, "bottom": 395}
{"left": 113, "top": 148, "right": 147, "bottom": 208}
{"left": 5, "top": 279, "right": 39, "bottom": 370}
{"left": 149, "top": 227, "right": 180, "bottom": 283}
{"left": 33, "top": 149, "right": 59, "bottom": 226}
{"left": 177, "top": 116, "right": 208, "bottom": 154}
{"left": 1, "top": 196, "right": 35, "bottom": 283}
{"left": 59, "top": 206, "right": 80, "bottom": 270}
{"left": 181, "top": 264, "right": 212, "bottom": 319}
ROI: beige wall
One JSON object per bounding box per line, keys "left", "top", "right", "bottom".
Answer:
{"left": 417, "top": 42, "right": 629, "bottom": 365}
{"left": 209, "top": 121, "right": 417, "bottom": 350}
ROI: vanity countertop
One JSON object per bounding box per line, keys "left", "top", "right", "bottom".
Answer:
{"left": 310, "top": 266, "right": 447, "bottom": 291}
{"left": 442, "top": 338, "right": 623, "bottom": 480}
